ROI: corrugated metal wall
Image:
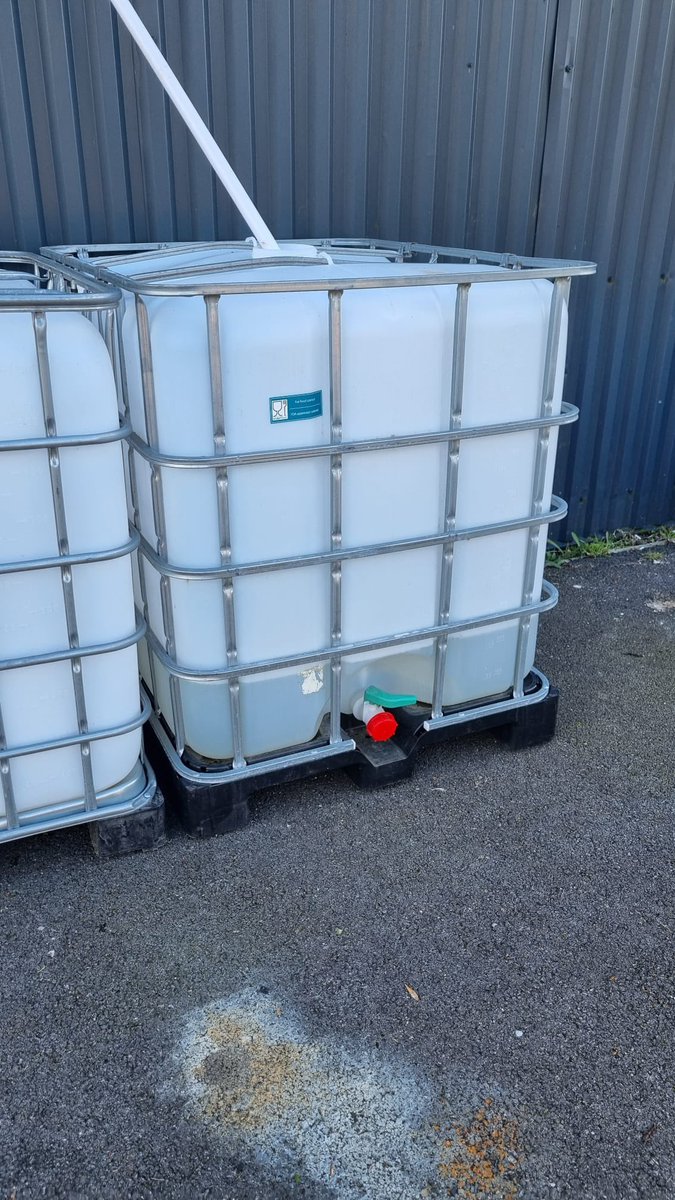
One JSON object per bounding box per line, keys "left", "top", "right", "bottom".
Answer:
{"left": 536, "top": 0, "right": 675, "bottom": 534}
{"left": 0, "top": 0, "right": 672, "bottom": 535}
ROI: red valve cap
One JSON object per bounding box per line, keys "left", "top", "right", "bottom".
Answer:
{"left": 366, "top": 711, "right": 398, "bottom": 742}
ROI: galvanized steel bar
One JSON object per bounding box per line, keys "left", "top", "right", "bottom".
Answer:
{"left": 0, "top": 292, "right": 123, "bottom": 312}
{"left": 125, "top": 402, "right": 579, "bottom": 469}
{"left": 0, "top": 704, "right": 19, "bottom": 832}
{"left": 144, "top": 581, "right": 559, "bottom": 685}
{"left": 134, "top": 294, "right": 186, "bottom": 752}
{"left": 0, "top": 616, "right": 145, "bottom": 672}
{"left": 431, "top": 282, "right": 470, "bottom": 719}
{"left": 423, "top": 669, "right": 551, "bottom": 733}
{"left": 111, "top": 302, "right": 159, "bottom": 707}
{"left": 512, "top": 278, "right": 570, "bottom": 698}
{"left": 103, "top": 307, "right": 117, "bottom": 371}
{"left": 329, "top": 290, "right": 344, "bottom": 744}
{"left": 127, "top": 446, "right": 159, "bottom": 709}
{"left": 0, "top": 530, "right": 139, "bottom": 575}
{"left": 147, "top": 706, "right": 355, "bottom": 787}
{"left": 0, "top": 423, "right": 130, "bottom": 451}
{"left": 313, "top": 241, "right": 588, "bottom": 271}
{"left": 0, "top": 253, "right": 122, "bottom": 309}
{"left": 4, "top": 693, "right": 151, "bottom": 761}
{"left": 128, "top": 254, "right": 335, "bottom": 284}
{"left": 33, "top": 311, "right": 97, "bottom": 811}
{"left": 40, "top": 242, "right": 237, "bottom": 272}
{"left": 163, "top": 586, "right": 186, "bottom": 759}
{"left": 205, "top": 293, "right": 245, "bottom": 769}
{"left": 136, "top": 496, "right": 568, "bottom": 580}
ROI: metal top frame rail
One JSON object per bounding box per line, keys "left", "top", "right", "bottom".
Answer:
{"left": 43, "top": 237, "right": 596, "bottom": 272}
{"left": 99, "top": 260, "right": 595, "bottom": 297}
{"left": 0, "top": 251, "right": 121, "bottom": 311}
{"left": 42, "top": 238, "right": 595, "bottom": 295}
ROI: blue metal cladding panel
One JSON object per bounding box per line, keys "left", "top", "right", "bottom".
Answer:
{"left": 537, "top": 0, "right": 675, "bottom": 534}
{"left": 0, "top": 0, "right": 672, "bottom": 534}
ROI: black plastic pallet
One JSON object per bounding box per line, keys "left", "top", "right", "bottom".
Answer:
{"left": 143, "top": 671, "right": 558, "bottom": 839}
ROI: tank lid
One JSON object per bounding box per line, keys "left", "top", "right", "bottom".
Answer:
{"left": 249, "top": 241, "right": 326, "bottom": 261}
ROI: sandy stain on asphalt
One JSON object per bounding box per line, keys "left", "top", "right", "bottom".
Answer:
{"left": 194, "top": 1010, "right": 310, "bottom": 1133}
{"left": 174, "top": 989, "right": 522, "bottom": 1199}
{"left": 435, "top": 1098, "right": 523, "bottom": 1198}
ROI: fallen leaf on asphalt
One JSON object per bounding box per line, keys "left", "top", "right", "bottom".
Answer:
{"left": 642, "top": 1124, "right": 658, "bottom": 1143}
{"left": 404, "top": 983, "right": 420, "bottom": 1002}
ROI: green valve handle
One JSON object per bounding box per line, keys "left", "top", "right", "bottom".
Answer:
{"left": 364, "top": 685, "right": 417, "bottom": 709}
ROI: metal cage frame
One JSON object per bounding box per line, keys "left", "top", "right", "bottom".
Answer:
{"left": 48, "top": 238, "right": 595, "bottom": 789}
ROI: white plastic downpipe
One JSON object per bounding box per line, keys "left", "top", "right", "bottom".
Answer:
{"left": 108, "top": 0, "right": 279, "bottom": 251}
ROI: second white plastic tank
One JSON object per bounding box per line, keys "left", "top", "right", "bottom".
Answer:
{"left": 0, "top": 263, "right": 144, "bottom": 824}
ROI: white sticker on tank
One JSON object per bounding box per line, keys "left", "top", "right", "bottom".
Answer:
{"left": 301, "top": 668, "right": 324, "bottom": 695}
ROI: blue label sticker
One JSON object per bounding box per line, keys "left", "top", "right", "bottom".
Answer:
{"left": 269, "top": 389, "right": 323, "bottom": 423}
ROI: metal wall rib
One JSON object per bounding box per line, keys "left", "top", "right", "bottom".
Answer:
{"left": 0, "top": 0, "right": 672, "bottom": 535}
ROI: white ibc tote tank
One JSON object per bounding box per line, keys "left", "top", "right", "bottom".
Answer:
{"left": 0, "top": 254, "right": 153, "bottom": 843}
{"left": 44, "top": 239, "right": 592, "bottom": 769}
{"left": 146, "top": 250, "right": 560, "bottom": 763}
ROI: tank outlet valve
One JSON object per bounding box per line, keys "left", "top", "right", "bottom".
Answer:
{"left": 353, "top": 687, "right": 417, "bottom": 743}
{"left": 353, "top": 696, "right": 397, "bottom": 741}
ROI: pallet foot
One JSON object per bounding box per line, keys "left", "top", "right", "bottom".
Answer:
{"left": 144, "top": 721, "right": 251, "bottom": 837}
{"left": 496, "top": 685, "right": 559, "bottom": 749}
{"left": 171, "top": 776, "right": 251, "bottom": 838}
{"left": 89, "top": 785, "right": 166, "bottom": 858}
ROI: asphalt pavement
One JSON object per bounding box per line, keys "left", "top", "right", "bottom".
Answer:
{"left": 1, "top": 546, "right": 674, "bottom": 1200}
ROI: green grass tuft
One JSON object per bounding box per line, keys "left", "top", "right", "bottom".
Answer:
{"left": 547, "top": 526, "right": 675, "bottom": 567}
